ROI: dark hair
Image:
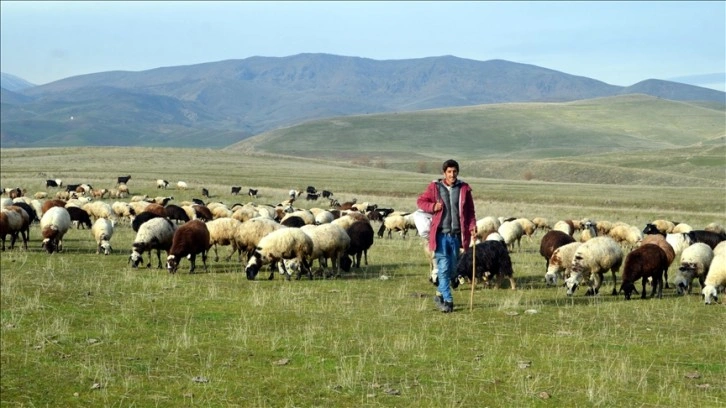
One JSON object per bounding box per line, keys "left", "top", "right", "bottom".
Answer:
{"left": 442, "top": 159, "right": 459, "bottom": 172}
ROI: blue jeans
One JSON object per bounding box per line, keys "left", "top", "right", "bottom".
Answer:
{"left": 435, "top": 233, "right": 460, "bottom": 302}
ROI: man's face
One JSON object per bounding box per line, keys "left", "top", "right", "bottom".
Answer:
{"left": 443, "top": 167, "right": 458, "bottom": 185}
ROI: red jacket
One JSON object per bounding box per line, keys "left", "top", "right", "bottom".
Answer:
{"left": 416, "top": 180, "right": 476, "bottom": 251}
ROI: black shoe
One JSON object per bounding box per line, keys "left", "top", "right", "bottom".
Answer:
{"left": 433, "top": 295, "right": 446, "bottom": 312}
{"left": 443, "top": 301, "right": 454, "bottom": 313}
{"left": 451, "top": 275, "right": 460, "bottom": 289}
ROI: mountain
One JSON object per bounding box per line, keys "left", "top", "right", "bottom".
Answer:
{"left": 1, "top": 54, "right": 724, "bottom": 148}
{"left": 0, "top": 73, "right": 36, "bottom": 92}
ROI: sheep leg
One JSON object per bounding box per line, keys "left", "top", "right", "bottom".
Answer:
{"left": 189, "top": 254, "right": 196, "bottom": 274}
{"left": 640, "top": 277, "right": 647, "bottom": 299}
{"left": 212, "top": 244, "right": 220, "bottom": 262}
{"left": 610, "top": 269, "right": 618, "bottom": 296}
{"left": 202, "top": 250, "right": 208, "bottom": 272}
{"left": 509, "top": 276, "right": 517, "bottom": 290}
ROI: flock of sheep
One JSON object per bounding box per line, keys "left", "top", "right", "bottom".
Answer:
{"left": 2, "top": 179, "right": 726, "bottom": 305}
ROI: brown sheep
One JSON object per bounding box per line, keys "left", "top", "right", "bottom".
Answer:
{"left": 619, "top": 244, "right": 669, "bottom": 300}
{"left": 166, "top": 220, "right": 211, "bottom": 274}
{"left": 41, "top": 199, "right": 67, "bottom": 215}
{"left": 539, "top": 230, "right": 576, "bottom": 271}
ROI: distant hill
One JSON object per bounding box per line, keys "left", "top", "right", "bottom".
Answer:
{"left": 0, "top": 73, "right": 35, "bottom": 92}
{"left": 1, "top": 54, "right": 724, "bottom": 148}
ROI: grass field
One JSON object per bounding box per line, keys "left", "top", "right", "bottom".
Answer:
{"left": 1, "top": 147, "right": 725, "bottom": 407}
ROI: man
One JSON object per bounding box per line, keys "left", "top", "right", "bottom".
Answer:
{"left": 416, "top": 159, "right": 477, "bottom": 313}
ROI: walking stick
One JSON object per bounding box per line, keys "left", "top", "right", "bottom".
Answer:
{"left": 469, "top": 239, "right": 476, "bottom": 312}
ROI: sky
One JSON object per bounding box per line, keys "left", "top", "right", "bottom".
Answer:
{"left": 1, "top": 1, "right": 724, "bottom": 91}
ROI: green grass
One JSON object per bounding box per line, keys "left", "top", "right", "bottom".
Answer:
{"left": 1, "top": 147, "right": 725, "bottom": 407}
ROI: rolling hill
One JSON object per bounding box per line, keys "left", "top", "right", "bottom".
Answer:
{"left": 1, "top": 54, "right": 724, "bottom": 148}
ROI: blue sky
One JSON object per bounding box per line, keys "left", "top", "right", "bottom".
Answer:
{"left": 1, "top": 1, "right": 724, "bottom": 91}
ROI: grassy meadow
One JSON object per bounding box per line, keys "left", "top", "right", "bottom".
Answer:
{"left": 1, "top": 147, "right": 725, "bottom": 407}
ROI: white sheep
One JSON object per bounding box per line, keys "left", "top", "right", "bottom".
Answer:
{"left": 177, "top": 181, "right": 188, "bottom": 190}
{"left": 129, "top": 217, "right": 177, "bottom": 268}
{"left": 208, "top": 203, "right": 233, "bottom": 219}
{"left": 40, "top": 206, "right": 71, "bottom": 254}
{"left": 380, "top": 213, "right": 415, "bottom": 239}
{"left": 232, "top": 204, "right": 262, "bottom": 222}
{"left": 83, "top": 201, "right": 116, "bottom": 222}
{"left": 666, "top": 233, "right": 692, "bottom": 257}
{"left": 565, "top": 236, "right": 624, "bottom": 296}
{"left": 498, "top": 220, "right": 524, "bottom": 252}
{"left": 714, "top": 241, "right": 726, "bottom": 257}
{"left": 300, "top": 223, "right": 351, "bottom": 277}
{"left": 128, "top": 200, "right": 151, "bottom": 217}
{"left": 156, "top": 179, "right": 169, "bottom": 189}
{"left": 1, "top": 207, "right": 26, "bottom": 250}
{"left": 112, "top": 201, "right": 133, "bottom": 222}
{"left": 553, "top": 220, "right": 575, "bottom": 236}
{"left": 475, "top": 216, "right": 501, "bottom": 240}
{"left": 672, "top": 223, "right": 693, "bottom": 234}
{"left": 91, "top": 218, "right": 114, "bottom": 255}
{"left": 205, "top": 217, "right": 242, "bottom": 262}
{"left": 233, "top": 217, "right": 285, "bottom": 262}
{"left": 702, "top": 250, "right": 726, "bottom": 304}
{"left": 515, "top": 218, "right": 537, "bottom": 242}
{"left": 531, "top": 217, "right": 550, "bottom": 232}
{"left": 544, "top": 242, "right": 582, "bottom": 286}
{"left": 244, "top": 227, "right": 314, "bottom": 280}
{"left": 704, "top": 222, "right": 726, "bottom": 236}
{"left": 313, "top": 209, "right": 336, "bottom": 225}
{"left": 674, "top": 242, "right": 714, "bottom": 295}
{"left": 282, "top": 209, "right": 315, "bottom": 225}
{"left": 608, "top": 224, "right": 643, "bottom": 248}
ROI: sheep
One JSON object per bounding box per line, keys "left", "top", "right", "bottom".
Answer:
{"left": 90, "top": 188, "right": 108, "bottom": 199}
{"left": 45, "top": 179, "right": 63, "bottom": 188}
{"left": 673, "top": 242, "right": 714, "bottom": 295}
{"left": 232, "top": 204, "right": 261, "bottom": 223}
{"left": 156, "top": 179, "right": 169, "bottom": 189}
{"left": 112, "top": 201, "right": 133, "bottom": 221}
{"left": 300, "top": 223, "right": 351, "bottom": 277}
{"left": 205, "top": 217, "right": 242, "bottom": 262}
{"left": 128, "top": 200, "right": 151, "bottom": 216}
{"left": 154, "top": 196, "right": 174, "bottom": 206}
{"left": 666, "top": 232, "right": 692, "bottom": 257}
{"left": 704, "top": 223, "right": 726, "bottom": 236}
{"left": 91, "top": 218, "right": 114, "bottom": 255}
{"left": 313, "top": 209, "right": 336, "bottom": 225}
{"left": 608, "top": 224, "right": 643, "bottom": 248}
{"left": 531, "top": 217, "right": 551, "bottom": 232}
{"left": 553, "top": 220, "right": 575, "bottom": 236}
{"left": 129, "top": 217, "right": 177, "bottom": 268}
{"left": 341, "top": 220, "right": 375, "bottom": 270}
{"left": 245, "top": 227, "right": 314, "bottom": 280}
{"left": 672, "top": 223, "right": 693, "bottom": 234}
{"left": 131, "top": 211, "right": 164, "bottom": 232}
{"left": 41, "top": 199, "right": 67, "bottom": 214}
{"left": 640, "top": 234, "right": 676, "bottom": 287}
{"left": 379, "top": 213, "right": 415, "bottom": 239}
{"left": 164, "top": 204, "right": 190, "bottom": 224}
{"left": 117, "top": 175, "right": 131, "bottom": 185}
{"left": 544, "top": 242, "right": 582, "bottom": 286}
{"left": 578, "top": 220, "right": 598, "bottom": 243}
{"left": 11, "top": 201, "right": 38, "bottom": 225}
{"left": 686, "top": 230, "right": 726, "bottom": 249}
{"left": 40, "top": 206, "right": 71, "bottom": 254}
{"left": 565, "top": 236, "right": 624, "bottom": 296}
{"left": 456, "top": 240, "right": 516, "bottom": 289}
{"left": 702, "top": 248, "right": 726, "bottom": 304}
{"left": 233, "top": 217, "right": 285, "bottom": 263}
{"left": 177, "top": 181, "right": 188, "bottom": 190}
{"left": 595, "top": 220, "right": 614, "bottom": 236}
{"left": 714, "top": 241, "right": 726, "bottom": 257}
{"left": 282, "top": 209, "right": 315, "bottom": 225}
{"left": 281, "top": 215, "right": 306, "bottom": 228}
{"left": 34, "top": 192, "right": 48, "bottom": 199}
{"left": 475, "top": 216, "right": 501, "bottom": 240}
{"left": 82, "top": 201, "right": 115, "bottom": 221}
{"left": 166, "top": 219, "right": 211, "bottom": 274}
{"left": 117, "top": 183, "right": 129, "bottom": 195}
{"left": 130, "top": 194, "right": 148, "bottom": 203}
{"left": 619, "top": 244, "right": 668, "bottom": 300}
{"left": 498, "top": 220, "right": 524, "bottom": 252}
{"left": 648, "top": 219, "right": 676, "bottom": 235}
{"left": 515, "top": 218, "right": 537, "bottom": 242}
{"left": 66, "top": 206, "right": 92, "bottom": 229}
{"left": 1, "top": 208, "right": 27, "bottom": 250}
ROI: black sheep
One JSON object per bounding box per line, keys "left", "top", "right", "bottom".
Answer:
{"left": 66, "top": 206, "right": 92, "bottom": 229}
{"left": 132, "top": 211, "right": 163, "bottom": 232}
{"left": 164, "top": 204, "right": 190, "bottom": 224}
{"left": 342, "top": 220, "right": 374, "bottom": 271}
{"left": 687, "top": 230, "right": 726, "bottom": 249}
{"left": 457, "top": 240, "right": 516, "bottom": 289}
{"left": 619, "top": 243, "right": 668, "bottom": 300}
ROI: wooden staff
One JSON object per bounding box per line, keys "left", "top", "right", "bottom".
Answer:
{"left": 469, "top": 240, "right": 476, "bottom": 312}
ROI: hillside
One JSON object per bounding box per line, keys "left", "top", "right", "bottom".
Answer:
{"left": 1, "top": 54, "right": 724, "bottom": 148}
{"left": 229, "top": 94, "right": 726, "bottom": 187}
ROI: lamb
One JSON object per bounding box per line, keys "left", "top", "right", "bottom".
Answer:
{"left": 515, "top": 218, "right": 537, "bottom": 242}
{"left": 40, "top": 206, "right": 71, "bottom": 254}
{"left": 341, "top": 220, "right": 375, "bottom": 270}
{"left": 233, "top": 217, "right": 284, "bottom": 263}
{"left": 166, "top": 219, "right": 211, "bottom": 274}
{"left": 245, "top": 227, "right": 314, "bottom": 280}
{"left": 205, "top": 217, "right": 242, "bottom": 262}
{"left": 455, "top": 240, "right": 516, "bottom": 289}
{"left": 673, "top": 242, "right": 714, "bottom": 295}
{"left": 544, "top": 242, "right": 582, "bottom": 286}
{"left": 379, "top": 213, "right": 416, "bottom": 239}
{"left": 565, "top": 236, "right": 624, "bottom": 296}
{"left": 702, "top": 247, "right": 726, "bottom": 304}
{"left": 619, "top": 244, "right": 669, "bottom": 300}
{"left": 300, "top": 223, "right": 351, "bottom": 277}
{"left": 498, "top": 220, "right": 524, "bottom": 252}
{"left": 91, "top": 218, "right": 114, "bottom": 255}
{"left": 129, "top": 217, "right": 177, "bottom": 269}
